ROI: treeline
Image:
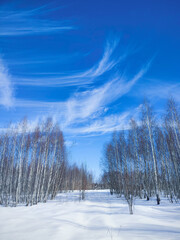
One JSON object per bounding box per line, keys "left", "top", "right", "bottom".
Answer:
{"left": 0, "top": 118, "right": 93, "bottom": 206}
{"left": 63, "top": 163, "right": 93, "bottom": 192}
{"left": 102, "top": 98, "right": 180, "bottom": 213}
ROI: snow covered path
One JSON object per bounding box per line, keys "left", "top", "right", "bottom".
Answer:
{"left": 0, "top": 190, "right": 180, "bottom": 240}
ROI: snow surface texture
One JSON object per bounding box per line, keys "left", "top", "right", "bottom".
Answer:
{"left": 0, "top": 190, "right": 180, "bottom": 240}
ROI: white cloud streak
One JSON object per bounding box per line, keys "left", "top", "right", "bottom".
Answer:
{"left": 13, "top": 37, "right": 126, "bottom": 87}
{"left": 14, "top": 99, "right": 64, "bottom": 108}
{"left": 142, "top": 81, "right": 180, "bottom": 103}
{"left": 66, "top": 112, "right": 130, "bottom": 134}
{"left": 0, "top": 25, "right": 151, "bottom": 135}
{"left": 0, "top": 58, "right": 14, "bottom": 107}
{"left": 14, "top": 62, "right": 150, "bottom": 134}
{"left": 0, "top": 6, "right": 74, "bottom": 36}
{"left": 64, "top": 63, "right": 150, "bottom": 126}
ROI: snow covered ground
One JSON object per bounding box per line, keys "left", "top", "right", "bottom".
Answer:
{"left": 0, "top": 190, "right": 180, "bottom": 240}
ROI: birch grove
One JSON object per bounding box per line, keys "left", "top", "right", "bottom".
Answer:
{"left": 102, "top": 98, "right": 180, "bottom": 213}
{"left": 0, "top": 118, "right": 93, "bottom": 206}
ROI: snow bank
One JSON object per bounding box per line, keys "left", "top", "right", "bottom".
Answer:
{"left": 0, "top": 190, "right": 180, "bottom": 240}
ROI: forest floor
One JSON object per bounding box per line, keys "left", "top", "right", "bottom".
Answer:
{"left": 0, "top": 190, "right": 180, "bottom": 240}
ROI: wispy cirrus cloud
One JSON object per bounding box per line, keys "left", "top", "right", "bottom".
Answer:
{"left": 0, "top": 5, "right": 74, "bottom": 36}
{"left": 14, "top": 99, "right": 64, "bottom": 108}
{"left": 67, "top": 103, "right": 144, "bottom": 135}
{"left": 143, "top": 81, "right": 180, "bottom": 102}
{"left": 83, "top": 37, "right": 121, "bottom": 78}
{"left": 64, "top": 63, "right": 150, "bottom": 126}
{"left": 66, "top": 112, "right": 130, "bottom": 135}
{"left": 0, "top": 58, "right": 14, "bottom": 107}
{"left": 0, "top": 22, "right": 151, "bottom": 135}
{"left": 12, "top": 36, "right": 127, "bottom": 87}
{"left": 13, "top": 61, "right": 150, "bottom": 134}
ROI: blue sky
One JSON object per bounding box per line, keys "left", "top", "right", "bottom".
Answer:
{"left": 0, "top": 0, "right": 180, "bottom": 178}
